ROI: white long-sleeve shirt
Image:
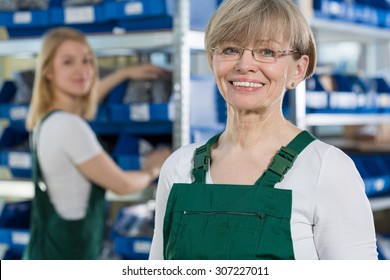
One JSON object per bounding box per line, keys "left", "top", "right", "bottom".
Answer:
{"left": 149, "top": 139, "right": 378, "bottom": 260}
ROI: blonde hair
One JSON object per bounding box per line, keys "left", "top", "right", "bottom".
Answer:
{"left": 26, "top": 27, "right": 99, "bottom": 131}
{"left": 205, "top": 0, "right": 316, "bottom": 79}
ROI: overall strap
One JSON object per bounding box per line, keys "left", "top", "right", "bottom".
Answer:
{"left": 255, "top": 130, "right": 316, "bottom": 187}
{"left": 31, "top": 110, "right": 61, "bottom": 190}
{"left": 192, "top": 133, "right": 221, "bottom": 184}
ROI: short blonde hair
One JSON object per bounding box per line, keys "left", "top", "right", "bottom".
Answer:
{"left": 26, "top": 27, "right": 99, "bottom": 131}
{"left": 205, "top": 0, "right": 316, "bottom": 78}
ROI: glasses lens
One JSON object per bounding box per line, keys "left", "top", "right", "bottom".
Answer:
{"left": 213, "top": 46, "right": 295, "bottom": 63}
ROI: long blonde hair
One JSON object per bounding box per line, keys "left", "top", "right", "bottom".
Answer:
{"left": 26, "top": 27, "right": 100, "bottom": 131}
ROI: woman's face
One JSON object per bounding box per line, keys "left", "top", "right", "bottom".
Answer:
{"left": 212, "top": 40, "right": 307, "bottom": 114}
{"left": 47, "top": 40, "right": 95, "bottom": 99}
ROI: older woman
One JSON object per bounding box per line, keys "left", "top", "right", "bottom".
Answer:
{"left": 149, "top": 0, "right": 378, "bottom": 260}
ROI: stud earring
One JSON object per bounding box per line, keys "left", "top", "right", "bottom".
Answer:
{"left": 291, "top": 82, "right": 295, "bottom": 88}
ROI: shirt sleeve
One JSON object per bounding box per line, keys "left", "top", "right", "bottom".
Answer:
{"left": 149, "top": 144, "right": 197, "bottom": 260}
{"left": 149, "top": 151, "right": 180, "bottom": 260}
{"left": 313, "top": 147, "right": 378, "bottom": 260}
{"left": 56, "top": 114, "right": 103, "bottom": 165}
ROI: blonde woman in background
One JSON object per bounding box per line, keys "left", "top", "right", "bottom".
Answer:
{"left": 24, "top": 27, "right": 171, "bottom": 260}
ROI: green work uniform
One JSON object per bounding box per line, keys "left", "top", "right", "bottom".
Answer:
{"left": 163, "top": 130, "right": 315, "bottom": 260}
{"left": 23, "top": 111, "right": 106, "bottom": 260}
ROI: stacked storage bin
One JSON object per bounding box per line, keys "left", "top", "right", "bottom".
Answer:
{"left": 305, "top": 74, "right": 390, "bottom": 114}
{"left": 0, "top": 201, "right": 31, "bottom": 259}
{"left": 0, "top": 0, "right": 221, "bottom": 38}
{"left": 110, "top": 201, "right": 155, "bottom": 259}
{"left": 313, "top": 0, "right": 390, "bottom": 28}
{"left": 0, "top": 80, "right": 31, "bottom": 179}
{"left": 350, "top": 154, "right": 390, "bottom": 197}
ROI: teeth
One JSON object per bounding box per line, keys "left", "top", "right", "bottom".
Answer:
{"left": 232, "top": 81, "right": 263, "bottom": 88}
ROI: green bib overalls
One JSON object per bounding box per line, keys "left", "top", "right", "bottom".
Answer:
{"left": 163, "top": 130, "right": 315, "bottom": 260}
{"left": 23, "top": 111, "right": 106, "bottom": 260}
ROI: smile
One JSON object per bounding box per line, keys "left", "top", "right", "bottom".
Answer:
{"left": 232, "top": 81, "right": 264, "bottom": 88}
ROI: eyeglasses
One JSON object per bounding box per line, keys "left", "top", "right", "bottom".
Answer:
{"left": 211, "top": 46, "right": 300, "bottom": 63}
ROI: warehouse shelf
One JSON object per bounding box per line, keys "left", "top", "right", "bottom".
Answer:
{"left": 310, "top": 17, "right": 390, "bottom": 43}
{"left": 0, "top": 30, "right": 205, "bottom": 57}
{"left": 370, "top": 196, "right": 390, "bottom": 212}
{"left": 305, "top": 113, "right": 390, "bottom": 126}
{"left": 293, "top": 3, "right": 390, "bottom": 217}
{"left": 0, "top": 179, "right": 154, "bottom": 202}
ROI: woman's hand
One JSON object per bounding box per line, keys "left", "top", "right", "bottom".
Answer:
{"left": 142, "top": 146, "right": 172, "bottom": 180}
{"left": 99, "top": 64, "right": 171, "bottom": 102}
{"left": 123, "top": 64, "right": 171, "bottom": 80}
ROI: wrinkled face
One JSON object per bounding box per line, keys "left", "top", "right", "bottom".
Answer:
{"left": 47, "top": 40, "right": 95, "bottom": 99}
{"left": 211, "top": 39, "right": 307, "bottom": 114}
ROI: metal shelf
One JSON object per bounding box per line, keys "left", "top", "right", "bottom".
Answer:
{"left": 0, "top": 179, "right": 153, "bottom": 202}
{"left": 305, "top": 113, "right": 390, "bottom": 127}
{"left": 310, "top": 18, "right": 390, "bottom": 43}
{"left": 0, "top": 30, "right": 205, "bottom": 57}
{"left": 370, "top": 196, "right": 390, "bottom": 212}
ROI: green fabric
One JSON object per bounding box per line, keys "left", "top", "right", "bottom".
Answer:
{"left": 23, "top": 111, "right": 106, "bottom": 260}
{"left": 163, "top": 130, "right": 316, "bottom": 260}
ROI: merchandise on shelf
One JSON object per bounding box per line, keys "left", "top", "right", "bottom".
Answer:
{"left": 110, "top": 201, "right": 155, "bottom": 259}
{"left": 349, "top": 154, "right": 390, "bottom": 197}
{"left": 313, "top": 0, "right": 390, "bottom": 28}
{"left": 62, "top": 0, "right": 101, "bottom": 6}
{"left": 0, "top": 126, "right": 30, "bottom": 178}
{"left": 0, "top": 200, "right": 31, "bottom": 259}
{"left": 377, "top": 233, "right": 390, "bottom": 260}
{"left": 305, "top": 73, "right": 390, "bottom": 114}
{"left": 111, "top": 133, "right": 155, "bottom": 171}
{"left": 0, "top": 0, "right": 17, "bottom": 11}
{"left": 0, "top": 0, "right": 221, "bottom": 38}
{"left": 305, "top": 74, "right": 329, "bottom": 113}
{"left": 370, "top": 77, "right": 390, "bottom": 112}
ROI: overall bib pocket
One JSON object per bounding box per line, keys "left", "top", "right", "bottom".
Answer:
{"left": 169, "top": 210, "right": 267, "bottom": 260}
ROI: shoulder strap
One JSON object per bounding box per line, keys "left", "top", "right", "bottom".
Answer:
{"left": 255, "top": 130, "right": 316, "bottom": 187}
{"left": 31, "top": 110, "right": 61, "bottom": 191}
{"left": 191, "top": 130, "right": 316, "bottom": 185}
{"left": 192, "top": 133, "right": 221, "bottom": 184}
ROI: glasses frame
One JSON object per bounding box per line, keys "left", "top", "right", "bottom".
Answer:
{"left": 211, "top": 47, "right": 300, "bottom": 63}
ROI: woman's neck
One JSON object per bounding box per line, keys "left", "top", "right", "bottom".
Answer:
{"left": 222, "top": 108, "right": 299, "bottom": 150}
{"left": 50, "top": 95, "right": 83, "bottom": 116}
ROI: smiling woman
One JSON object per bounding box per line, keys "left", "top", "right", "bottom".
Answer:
{"left": 149, "top": 0, "right": 378, "bottom": 260}
{"left": 23, "top": 27, "right": 171, "bottom": 260}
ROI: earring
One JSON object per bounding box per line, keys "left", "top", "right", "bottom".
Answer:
{"left": 291, "top": 82, "right": 295, "bottom": 88}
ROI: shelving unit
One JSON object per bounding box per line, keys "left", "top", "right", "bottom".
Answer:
{"left": 293, "top": 15, "right": 390, "bottom": 130}
{"left": 0, "top": 0, "right": 211, "bottom": 260}
{"left": 0, "top": 0, "right": 206, "bottom": 182}
{"left": 295, "top": 4, "right": 390, "bottom": 258}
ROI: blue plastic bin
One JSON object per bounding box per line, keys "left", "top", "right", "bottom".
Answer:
{"left": 313, "top": 0, "right": 355, "bottom": 22}
{"left": 305, "top": 74, "right": 330, "bottom": 113}
{"left": 50, "top": 3, "right": 106, "bottom": 25}
{"left": 111, "top": 133, "right": 141, "bottom": 170}
{"left": 0, "top": 200, "right": 32, "bottom": 258}
{"left": 0, "top": 127, "right": 31, "bottom": 178}
{"left": 0, "top": 81, "right": 16, "bottom": 104}
{"left": 113, "top": 236, "right": 151, "bottom": 259}
{"left": 329, "top": 74, "right": 376, "bottom": 113}
{"left": 0, "top": 9, "right": 50, "bottom": 37}
{"left": 350, "top": 154, "right": 390, "bottom": 197}
{"left": 370, "top": 77, "right": 390, "bottom": 112}
{"left": 108, "top": 102, "right": 173, "bottom": 122}
{"left": 110, "top": 0, "right": 219, "bottom": 32}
